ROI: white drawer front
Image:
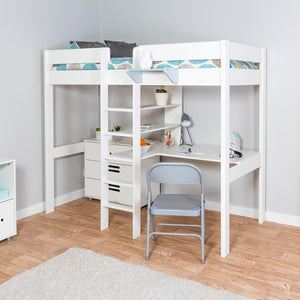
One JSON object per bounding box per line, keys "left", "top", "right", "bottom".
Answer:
{"left": 108, "top": 184, "right": 133, "bottom": 206}
{"left": 107, "top": 162, "right": 132, "bottom": 183}
{"left": 85, "top": 142, "right": 101, "bottom": 161}
{"left": 0, "top": 199, "right": 16, "bottom": 240}
{"left": 85, "top": 178, "right": 101, "bottom": 199}
{"left": 85, "top": 142, "right": 130, "bottom": 161}
{"left": 85, "top": 160, "right": 101, "bottom": 180}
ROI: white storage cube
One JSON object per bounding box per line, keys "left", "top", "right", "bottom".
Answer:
{"left": 0, "top": 199, "right": 16, "bottom": 240}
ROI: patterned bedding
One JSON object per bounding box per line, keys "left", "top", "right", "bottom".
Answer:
{"left": 53, "top": 58, "right": 259, "bottom": 71}
{"left": 153, "top": 59, "right": 259, "bottom": 70}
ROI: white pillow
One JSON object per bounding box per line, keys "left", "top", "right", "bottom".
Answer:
{"left": 139, "top": 50, "right": 152, "bottom": 69}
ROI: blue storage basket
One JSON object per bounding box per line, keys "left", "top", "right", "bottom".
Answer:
{"left": 0, "top": 188, "right": 9, "bottom": 200}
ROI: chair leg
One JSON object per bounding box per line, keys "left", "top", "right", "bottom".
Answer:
{"left": 201, "top": 211, "right": 205, "bottom": 263}
{"left": 151, "top": 214, "right": 157, "bottom": 241}
{"left": 146, "top": 207, "right": 151, "bottom": 260}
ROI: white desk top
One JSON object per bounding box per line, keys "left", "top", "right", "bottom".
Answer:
{"left": 108, "top": 143, "right": 260, "bottom": 166}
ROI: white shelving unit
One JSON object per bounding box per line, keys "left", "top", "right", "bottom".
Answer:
{"left": 0, "top": 159, "right": 17, "bottom": 241}
{"left": 101, "top": 84, "right": 181, "bottom": 238}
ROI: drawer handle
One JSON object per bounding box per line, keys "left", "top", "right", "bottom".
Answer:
{"left": 108, "top": 169, "right": 120, "bottom": 173}
{"left": 108, "top": 165, "right": 120, "bottom": 169}
{"left": 108, "top": 188, "right": 120, "bottom": 192}
{"left": 108, "top": 184, "right": 120, "bottom": 188}
{"left": 0, "top": 218, "right": 4, "bottom": 222}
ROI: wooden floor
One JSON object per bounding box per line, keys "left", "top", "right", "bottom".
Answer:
{"left": 0, "top": 198, "right": 299, "bottom": 299}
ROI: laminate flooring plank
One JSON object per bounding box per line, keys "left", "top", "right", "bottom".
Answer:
{"left": 0, "top": 198, "right": 299, "bottom": 300}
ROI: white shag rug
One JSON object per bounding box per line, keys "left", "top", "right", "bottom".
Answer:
{"left": 0, "top": 248, "right": 249, "bottom": 300}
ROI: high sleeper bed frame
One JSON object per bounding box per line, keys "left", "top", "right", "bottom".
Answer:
{"left": 44, "top": 40, "right": 266, "bottom": 258}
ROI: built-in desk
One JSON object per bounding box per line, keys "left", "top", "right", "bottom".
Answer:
{"left": 107, "top": 142, "right": 263, "bottom": 257}
{"left": 110, "top": 143, "right": 261, "bottom": 182}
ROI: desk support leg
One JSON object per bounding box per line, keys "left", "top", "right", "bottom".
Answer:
{"left": 220, "top": 40, "right": 230, "bottom": 258}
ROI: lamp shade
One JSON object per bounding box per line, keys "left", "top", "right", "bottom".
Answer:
{"left": 181, "top": 113, "right": 191, "bottom": 127}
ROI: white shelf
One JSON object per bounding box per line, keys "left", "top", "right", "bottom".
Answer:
{"left": 140, "top": 104, "right": 180, "bottom": 111}
{"left": 103, "top": 123, "right": 179, "bottom": 137}
{"left": 140, "top": 123, "right": 179, "bottom": 134}
{"left": 0, "top": 197, "right": 15, "bottom": 204}
{"left": 106, "top": 104, "right": 180, "bottom": 113}
{"left": 104, "top": 131, "right": 133, "bottom": 138}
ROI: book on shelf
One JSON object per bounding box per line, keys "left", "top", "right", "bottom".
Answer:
{"left": 140, "top": 123, "right": 155, "bottom": 130}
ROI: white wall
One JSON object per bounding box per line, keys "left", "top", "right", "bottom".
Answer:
{"left": 0, "top": 0, "right": 100, "bottom": 210}
{"left": 101, "top": 0, "right": 300, "bottom": 220}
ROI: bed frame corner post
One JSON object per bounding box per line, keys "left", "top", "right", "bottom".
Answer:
{"left": 132, "top": 84, "right": 141, "bottom": 239}
{"left": 259, "top": 47, "right": 267, "bottom": 224}
{"left": 220, "top": 40, "right": 230, "bottom": 258}
{"left": 100, "top": 48, "right": 110, "bottom": 231}
{"left": 44, "top": 50, "right": 55, "bottom": 213}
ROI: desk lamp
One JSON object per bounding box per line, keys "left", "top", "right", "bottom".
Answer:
{"left": 180, "top": 113, "right": 193, "bottom": 146}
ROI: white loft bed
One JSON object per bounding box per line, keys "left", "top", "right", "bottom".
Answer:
{"left": 44, "top": 40, "right": 266, "bottom": 258}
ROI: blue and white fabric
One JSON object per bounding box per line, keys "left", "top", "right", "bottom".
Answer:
{"left": 108, "top": 58, "right": 133, "bottom": 70}
{"left": 152, "top": 59, "right": 259, "bottom": 70}
{"left": 54, "top": 58, "right": 259, "bottom": 71}
{"left": 54, "top": 58, "right": 134, "bottom": 71}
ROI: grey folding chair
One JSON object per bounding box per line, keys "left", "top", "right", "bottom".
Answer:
{"left": 146, "top": 162, "right": 205, "bottom": 263}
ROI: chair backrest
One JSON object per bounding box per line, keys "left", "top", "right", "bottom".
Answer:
{"left": 147, "top": 162, "right": 204, "bottom": 193}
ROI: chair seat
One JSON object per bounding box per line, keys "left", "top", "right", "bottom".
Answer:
{"left": 150, "top": 194, "right": 201, "bottom": 216}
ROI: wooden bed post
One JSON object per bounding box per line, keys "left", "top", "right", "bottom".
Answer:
{"left": 44, "top": 51, "right": 55, "bottom": 213}
{"left": 220, "top": 40, "right": 230, "bottom": 257}
{"left": 259, "top": 48, "right": 267, "bottom": 223}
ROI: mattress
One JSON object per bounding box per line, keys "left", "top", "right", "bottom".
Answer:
{"left": 53, "top": 58, "right": 133, "bottom": 71}
{"left": 53, "top": 58, "right": 259, "bottom": 71}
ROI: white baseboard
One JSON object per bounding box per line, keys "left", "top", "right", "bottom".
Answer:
{"left": 17, "top": 202, "right": 45, "bottom": 220}
{"left": 205, "top": 201, "right": 258, "bottom": 218}
{"left": 17, "top": 192, "right": 300, "bottom": 228}
{"left": 55, "top": 189, "right": 84, "bottom": 207}
{"left": 17, "top": 189, "right": 84, "bottom": 220}
{"left": 266, "top": 211, "right": 300, "bottom": 227}
{"left": 205, "top": 200, "right": 300, "bottom": 227}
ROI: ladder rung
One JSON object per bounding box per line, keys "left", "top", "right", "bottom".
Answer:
{"left": 106, "top": 108, "right": 133, "bottom": 112}
{"left": 103, "top": 202, "right": 133, "bottom": 212}
{"left": 104, "top": 156, "right": 133, "bottom": 163}
{"left": 104, "top": 132, "right": 133, "bottom": 138}
{"left": 103, "top": 180, "right": 133, "bottom": 188}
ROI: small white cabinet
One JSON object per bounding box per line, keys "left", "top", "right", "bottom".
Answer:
{"left": 0, "top": 160, "right": 16, "bottom": 241}
{"left": 84, "top": 139, "right": 131, "bottom": 201}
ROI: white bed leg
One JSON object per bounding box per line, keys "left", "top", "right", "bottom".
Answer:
{"left": 220, "top": 41, "right": 230, "bottom": 258}
{"left": 100, "top": 52, "right": 109, "bottom": 231}
{"left": 259, "top": 48, "right": 267, "bottom": 224}
{"left": 44, "top": 51, "right": 55, "bottom": 213}
{"left": 132, "top": 84, "right": 141, "bottom": 239}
